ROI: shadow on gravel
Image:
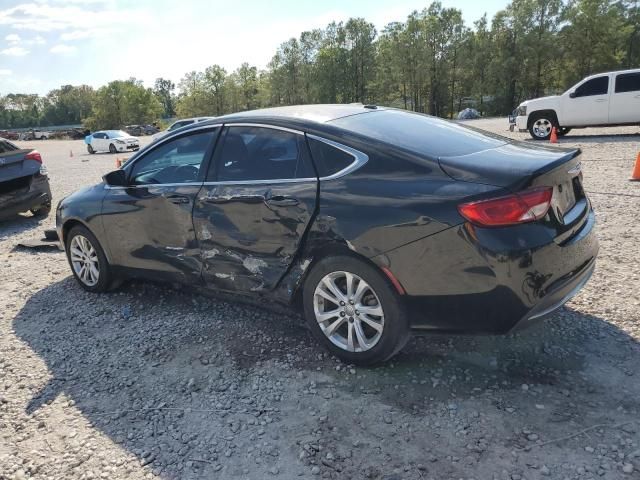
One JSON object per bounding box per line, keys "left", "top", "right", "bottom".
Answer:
{"left": 12, "top": 278, "right": 640, "bottom": 477}
{"left": 0, "top": 212, "right": 44, "bottom": 238}
{"left": 522, "top": 132, "right": 640, "bottom": 144}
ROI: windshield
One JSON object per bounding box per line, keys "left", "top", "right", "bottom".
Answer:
{"left": 106, "top": 130, "right": 128, "bottom": 138}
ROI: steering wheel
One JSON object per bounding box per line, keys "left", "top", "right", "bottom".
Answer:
{"left": 174, "top": 165, "right": 199, "bottom": 182}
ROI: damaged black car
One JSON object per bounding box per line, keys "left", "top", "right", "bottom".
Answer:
{"left": 0, "top": 139, "right": 51, "bottom": 220}
{"left": 56, "top": 105, "right": 598, "bottom": 364}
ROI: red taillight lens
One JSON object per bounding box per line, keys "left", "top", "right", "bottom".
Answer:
{"left": 458, "top": 187, "right": 553, "bottom": 227}
{"left": 25, "top": 150, "right": 42, "bottom": 164}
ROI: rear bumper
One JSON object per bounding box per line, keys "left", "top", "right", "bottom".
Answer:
{"left": 0, "top": 174, "right": 51, "bottom": 219}
{"left": 374, "top": 208, "right": 598, "bottom": 334}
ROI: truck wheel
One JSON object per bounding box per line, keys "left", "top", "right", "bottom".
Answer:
{"left": 528, "top": 114, "right": 555, "bottom": 140}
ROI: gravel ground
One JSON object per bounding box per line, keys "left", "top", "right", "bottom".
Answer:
{"left": 1, "top": 120, "right": 639, "bottom": 480}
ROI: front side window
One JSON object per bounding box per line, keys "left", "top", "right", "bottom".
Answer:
{"left": 574, "top": 76, "right": 609, "bottom": 97}
{"left": 615, "top": 72, "right": 640, "bottom": 93}
{"left": 213, "top": 126, "right": 315, "bottom": 182}
{"left": 129, "top": 129, "right": 218, "bottom": 185}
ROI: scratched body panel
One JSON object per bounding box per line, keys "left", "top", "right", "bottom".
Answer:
{"left": 193, "top": 181, "right": 317, "bottom": 292}
{"left": 101, "top": 184, "right": 203, "bottom": 283}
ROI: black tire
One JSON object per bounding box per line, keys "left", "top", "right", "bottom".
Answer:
{"left": 557, "top": 127, "right": 571, "bottom": 137}
{"left": 65, "top": 225, "right": 112, "bottom": 293}
{"left": 30, "top": 203, "right": 51, "bottom": 217}
{"left": 109, "top": 143, "right": 117, "bottom": 154}
{"left": 528, "top": 113, "right": 556, "bottom": 140}
{"left": 87, "top": 145, "right": 95, "bottom": 154}
{"left": 302, "top": 255, "right": 410, "bottom": 366}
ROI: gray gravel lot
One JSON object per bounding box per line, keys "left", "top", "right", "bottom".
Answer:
{"left": 1, "top": 119, "right": 639, "bottom": 480}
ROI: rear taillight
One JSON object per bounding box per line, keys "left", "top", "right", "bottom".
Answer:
{"left": 25, "top": 150, "right": 42, "bottom": 164}
{"left": 458, "top": 187, "right": 553, "bottom": 227}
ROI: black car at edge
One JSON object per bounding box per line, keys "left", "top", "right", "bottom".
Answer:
{"left": 56, "top": 105, "right": 598, "bottom": 364}
{"left": 0, "top": 138, "right": 51, "bottom": 220}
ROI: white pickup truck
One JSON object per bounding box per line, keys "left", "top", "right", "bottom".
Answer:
{"left": 511, "top": 68, "right": 640, "bottom": 140}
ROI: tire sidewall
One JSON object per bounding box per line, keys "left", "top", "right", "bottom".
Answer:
{"left": 65, "top": 225, "right": 111, "bottom": 293}
{"left": 302, "top": 255, "right": 409, "bottom": 365}
{"left": 528, "top": 114, "right": 555, "bottom": 140}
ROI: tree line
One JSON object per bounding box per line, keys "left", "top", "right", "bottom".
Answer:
{"left": 1, "top": 0, "right": 637, "bottom": 130}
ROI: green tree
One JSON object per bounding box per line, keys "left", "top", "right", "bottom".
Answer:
{"left": 84, "top": 79, "right": 162, "bottom": 130}
{"left": 153, "top": 78, "right": 176, "bottom": 118}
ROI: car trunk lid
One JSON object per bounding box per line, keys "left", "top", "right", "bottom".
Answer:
{"left": 439, "top": 143, "right": 588, "bottom": 241}
{"left": 0, "top": 149, "right": 40, "bottom": 184}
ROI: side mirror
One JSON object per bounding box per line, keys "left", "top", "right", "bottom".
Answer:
{"left": 569, "top": 92, "right": 576, "bottom": 98}
{"left": 103, "top": 169, "right": 127, "bottom": 187}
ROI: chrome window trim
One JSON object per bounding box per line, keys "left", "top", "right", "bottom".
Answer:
{"left": 225, "top": 123, "right": 305, "bottom": 136}
{"left": 306, "top": 134, "right": 368, "bottom": 181}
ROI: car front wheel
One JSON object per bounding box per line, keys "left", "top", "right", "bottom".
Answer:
{"left": 109, "top": 143, "right": 117, "bottom": 154}
{"left": 65, "top": 225, "right": 112, "bottom": 293}
{"left": 303, "top": 256, "right": 409, "bottom": 365}
{"left": 528, "top": 114, "right": 555, "bottom": 140}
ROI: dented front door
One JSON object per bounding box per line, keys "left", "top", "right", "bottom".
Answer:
{"left": 193, "top": 180, "right": 317, "bottom": 293}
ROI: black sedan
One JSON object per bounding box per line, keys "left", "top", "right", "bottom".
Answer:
{"left": 0, "top": 138, "right": 51, "bottom": 220}
{"left": 56, "top": 105, "right": 598, "bottom": 364}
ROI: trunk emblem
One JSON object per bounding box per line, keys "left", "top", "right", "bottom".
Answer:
{"left": 567, "top": 163, "right": 582, "bottom": 175}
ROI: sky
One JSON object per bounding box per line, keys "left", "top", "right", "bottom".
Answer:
{"left": 0, "top": 0, "right": 508, "bottom": 95}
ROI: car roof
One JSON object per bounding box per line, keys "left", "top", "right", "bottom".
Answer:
{"left": 584, "top": 68, "right": 640, "bottom": 79}
{"left": 212, "top": 104, "right": 384, "bottom": 125}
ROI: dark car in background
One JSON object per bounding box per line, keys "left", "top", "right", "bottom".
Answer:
{"left": 56, "top": 105, "right": 598, "bottom": 364}
{"left": 0, "top": 139, "right": 51, "bottom": 219}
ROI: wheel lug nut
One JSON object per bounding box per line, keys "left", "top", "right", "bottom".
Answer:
{"left": 340, "top": 312, "right": 345, "bottom": 317}
{"left": 340, "top": 301, "right": 345, "bottom": 306}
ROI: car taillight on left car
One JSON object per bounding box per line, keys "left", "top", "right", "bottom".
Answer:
{"left": 458, "top": 187, "right": 553, "bottom": 227}
{"left": 25, "top": 150, "right": 42, "bottom": 164}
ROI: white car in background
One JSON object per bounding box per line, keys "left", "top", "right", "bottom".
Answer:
{"left": 511, "top": 68, "right": 640, "bottom": 140}
{"left": 152, "top": 117, "right": 215, "bottom": 142}
{"left": 85, "top": 130, "right": 140, "bottom": 154}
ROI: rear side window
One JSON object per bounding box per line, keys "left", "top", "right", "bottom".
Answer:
{"left": 307, "top": 137, "right": 356, "bottom": 177}
{"left": 0, "top": 140, "right": 17, "bottom": 154}
{"left": 615, "top": 72, "right": 640, "bottom": 93}
{"left": 574, "top": 76, "right": 609, "bottom": 97}
{"left": 331, "top": 110, "right": 505, "bottom": 158}
{"left": 212, "top": 126, "right": 315, "bottom": 182}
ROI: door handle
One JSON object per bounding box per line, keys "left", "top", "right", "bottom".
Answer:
{"left": 165, "top": 194, "right": 190, "bottom": 205}
{"left": 265, "top": 195, "right": 299, "bottom": 207}
{"left": 594, "top": 99, "right": 607, "bottom": 102}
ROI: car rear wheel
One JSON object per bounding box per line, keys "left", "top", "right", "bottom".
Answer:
{"left": 528, "top": 114, "right": 555, "bottom": 140}
{"left": 109, "top": 143, "right": 117, "bottom": 154}
{"left": 87, "top": 145, "right": 95, "bottom": 154}
{"left": 303, "top": 255, "right": 409, "bottom": 365}
{"left": 65, "top": 225, "right": 112, "bottom": 293}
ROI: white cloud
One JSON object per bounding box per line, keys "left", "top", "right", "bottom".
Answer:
{"left": 1, "top": 46, "right": 29, "bottom": 56}
{"left": 0, "top": 68, "right": 12, "bottom": 76}
{"left": 50, "top": 43, "right": 76, "bottom": 55}
{"left": 27, "top": 35, "right": 46, "bottom": 45}
{"left": 5, "top": 33, "right": 21, "bottom": 44}
{"left": 60, "top": 28, "right": 110, "bottom": 41}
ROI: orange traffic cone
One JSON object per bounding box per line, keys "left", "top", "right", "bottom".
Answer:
{"left": 630, "top": 152, "right": 640, "bottom": 181}
{"left": 69, "top": 149, "right": 73, "bottom": 157}
{"left": 549, "top": 127, "right": 558, "bottom": 144}
{"left": 115, "top": 158, "right": 122, "bottom": 168}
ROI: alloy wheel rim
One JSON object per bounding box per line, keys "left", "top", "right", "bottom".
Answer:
{"left": 533, "top": 118, "right": 552, "bottom": 138}
{"left": 313, "top": 271, "right": 384, "bottom": 353}
{"left": 69, "top": 235, "right": 100, "bottom": 286}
